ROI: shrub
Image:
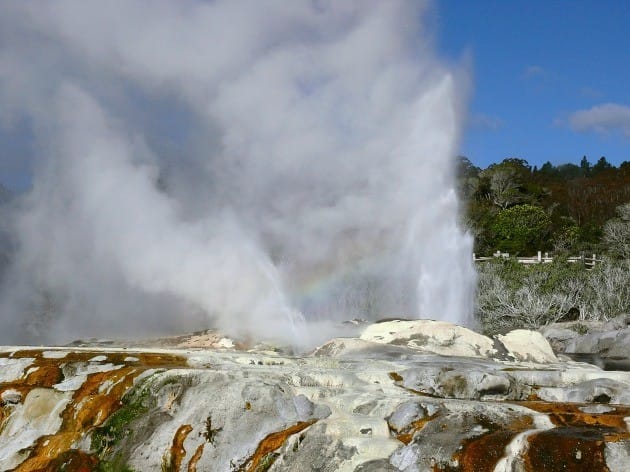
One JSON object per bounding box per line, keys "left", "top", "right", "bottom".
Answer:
{"left": 603, "top": 203, "right": 630, "bottom": 259}
{"left": 491, "top": 204, "right": 551, "bottom": 254}
{"left": 475, "top": 257, "right": 629, "bottom": 334}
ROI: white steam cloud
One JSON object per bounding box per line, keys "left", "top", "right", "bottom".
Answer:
{"left": 0, "top": 0, "right": 475, "bottom": 347}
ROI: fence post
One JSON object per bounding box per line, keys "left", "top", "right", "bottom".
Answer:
{"left": 473, "top": 253, "right": 476, "bottom": 261}
{"left": 537, "top": 251, "right": 541, "bottom": 262}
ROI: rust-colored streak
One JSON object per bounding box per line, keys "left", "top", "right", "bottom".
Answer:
{"left": 241, "top": 420, "right": 317, "bottom": 472}
{"left": 451, "top": 400, "right": 630, "bottom": 472}
{"left": 395, "top": 414, "right": 440, "bottom": 445}
{"left": 4, "top": 349, "right": 47, "bottom": 359}
{"left": 23, "top": 363, "right": 64, "bottom": 387}
{"left": 35, "top": 449, "right": 100, "bottom": 472}
{"left": 517, "top": 401, "right": 630, "bottom": 432}
{"left": 170, "top": 424, "right": 194, "bottom": 472}
{"left": 454, "top": 429, "right": 517, "bottom": 472}
{"left": 12, "top": 366, "right": 141, "bottom": 472}
{"left": 0, "top": 349, "right": 188, "bottom": 369}
{"left": 524, "top": 428, "right": 610, "bottom": 472}
{"left": 0, "top": 348, "right": 189, "bottom": 471}
{"left": 0, "top": 355, "right": 63, "bottom": 401}
{"left": 187, "top": 443, "right": 205, "bottom": 472}
{"left": 389, "top": 372, "right": 403, "bottom": 382}
{"left": 102, "top": 351, "right": 189, "bottom": 369}
{"left": 442, "top": 415, "right": 535, "bottom": 472}
{"left": 66, "top": 367, "right": 139, "bottom": 429}
{"left": 444, "top": 402, "right": 630, "bottom": 472}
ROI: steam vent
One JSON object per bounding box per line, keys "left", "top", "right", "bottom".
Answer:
{"left": 1, "top": 318, "right": 629, "bottom": 471}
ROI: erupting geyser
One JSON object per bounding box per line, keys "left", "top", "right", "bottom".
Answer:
{"left": 0, "top": 0, "right": 475, "bottom": 348}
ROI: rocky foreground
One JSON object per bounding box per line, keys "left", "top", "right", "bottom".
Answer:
{"left": 1, "top": 319, "right": 629, "bottom": 471}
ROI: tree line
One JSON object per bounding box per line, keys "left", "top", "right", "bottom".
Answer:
{"left": 460, "top": 155, "right": 630, "bottom": 333}
{"left": 457, "top": 155, "right": 630, "bottom": 256}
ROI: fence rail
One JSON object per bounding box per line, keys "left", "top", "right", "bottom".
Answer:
{"left": 473, "top": 251, "right": 603, "bottom": 269}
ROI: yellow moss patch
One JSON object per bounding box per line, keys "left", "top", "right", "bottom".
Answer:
{"left": 394, "top": 413, "right": 440, "bottom": 445}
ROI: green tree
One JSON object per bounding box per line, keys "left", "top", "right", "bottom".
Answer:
{"left": 580, "top": 156, "right": 591, "bottom": 177}
{"left": 592, "top": 156, "right": 612, "bottom": 175}
{"left": 557, "top": 163, "right": 582, "bottom": 180}
{"left": 491, "top": 204, "right": 551, "bottom": 254}
{"left": 539, "top": 161, "right": 558, "bottom": 177}
{"left": 455, "top": 155, "right": 481, "bottom": 201}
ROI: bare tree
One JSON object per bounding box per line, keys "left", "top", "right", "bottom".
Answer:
{"left": 475, "top": 258, "right": 629, "bottom": 333}
{"left": 485, "top": 167, "right": 521, "bottom": 209}
{"left": 603, "top": 203, "right": 630, "bottom": 259}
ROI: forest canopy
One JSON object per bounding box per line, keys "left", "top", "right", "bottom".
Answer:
{"left": 457, "top": 155, "right": 630, "bottom": 256}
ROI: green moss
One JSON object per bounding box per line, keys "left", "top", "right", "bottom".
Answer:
{"left": 161, "top": 453, "right": 172, "bottom": 472}
{"left": 569, "top": 323, "right": 589, "bottom": 335}
{"left": 97, "top": 460, "right": 135, "bottom": 472}
{"left": 256, "top": 453, "right": 279, "bottom": 472}
{"left": 91, "top": 373, "right": 160, "bottom": 455}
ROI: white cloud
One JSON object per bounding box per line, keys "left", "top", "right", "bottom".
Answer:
{"left": 567, "top": 103, "right": 630, "bottom": 137}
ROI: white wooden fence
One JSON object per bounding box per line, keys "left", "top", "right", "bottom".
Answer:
{"left": 473, "top": 251, "right": 602, "bottom": 268}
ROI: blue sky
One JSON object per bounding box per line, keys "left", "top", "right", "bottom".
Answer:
{"left": 437, "top": 0, "right": 630, "bottom": 168}
{"left": 1, "top": 1, "right": 628, "bottom": 193}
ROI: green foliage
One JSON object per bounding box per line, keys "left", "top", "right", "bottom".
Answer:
{"left": 491, "top": 204, "right": 551, "bottom": 254}
{"left": 459, "top": 155, "right": 629, "bottom": 255}
{"left": 90, "top": 372, "right": 172, "bottom": 472}
{"left": 256, "top": 453, "right": 280, "bottom": 472}
{"left": 580, "top": 156, "right": 591, "bottom": 176}
{"left": 91, "top": 372, "right": 191, "bottom": 471}
{"left": 551, "top": 217, "right": 580, "bottom": 253}
{"left": 556, "top": 163, "right": 582, "bottom": 180}
{"left": 569, "top": 323, "right": 589, "bottom": 335}
{"left": 98, "top": 461, "right": 135, "bottom": 472}
{"left": 463, "top": 156, "right": 629, "bottom": 335}
{"left": 592, "top": 156, "right": 612, "bottom": 175}
{"left": 91, "top": 384, "right": 151, "bottom": 455}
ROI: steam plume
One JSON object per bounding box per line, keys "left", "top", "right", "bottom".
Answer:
{"left": 0, "top": 0, "right": 475, "bottom": 347}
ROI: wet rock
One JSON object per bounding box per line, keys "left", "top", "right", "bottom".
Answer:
{"left": 541, "top": 314, "right": 630, "bottom": 362}
{"left": 387, "top": 401, "right": 429, "bottom": 433}
{"left": 394, "top": 364, "right": 518, "bottom": 401}
{"left": 1, "top": 388, "right": 21, "bottom": 405}
{"left": 353, "top": 458, "right": 400, "bottom": 471}
{"left": 0, "top": 388, "right": 72, "bottom": 470}
{"left": 1, "top": 319, "right": 629, "bottom": 470}
{"left": 564, "top": 327, "right": 630, "bottom": 359}
{"left": 605, "top": 441, "right": 630, "bottom": 472}
{"left": 563, "top": 378, "right": 630, "bottom": 404}
{"left": 360, "top": 319, "right": 496, "bottom": 358}
{"left": 496, "top": 329, "right": 558, "bottom": 363}
{"left": 311, "top": 337, "right": 416, "bottom": 360}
